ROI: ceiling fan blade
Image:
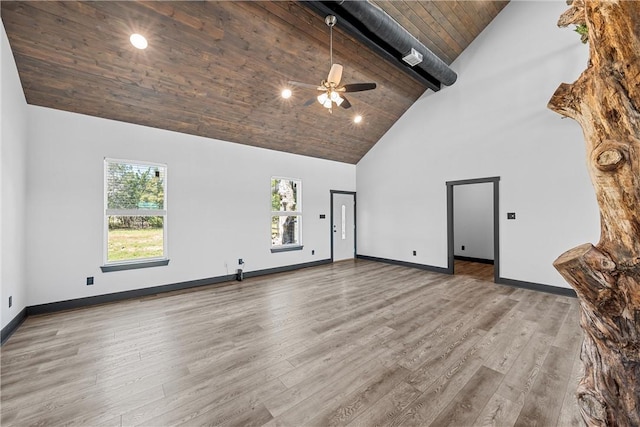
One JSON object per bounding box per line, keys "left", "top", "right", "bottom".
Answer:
{"left": 288, "top": 81, "right": 323, "bottom": 90}
{"left": 339, "top": 96, "right": 352, "bottom": 109}
{"left": 303, "top": 97, "right": 317, "bottom": 107}
{"left": 341, "top": 83, "right": 377, "bottom": 92}
{"left": 327, "top": 64, "right": 343, "bottom": 86}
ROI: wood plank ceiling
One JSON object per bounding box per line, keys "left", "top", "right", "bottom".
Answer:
{"left": 1, "top": 1, "right": 508, "bottom": 164}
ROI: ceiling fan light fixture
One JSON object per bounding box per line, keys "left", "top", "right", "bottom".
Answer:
{"left": 354, "top": 115, "right": 363, "bottom": 124}
{"left": 317, "top": 92, "right": 329, "bottom": 105}
{"left": 287, "top": 14, "right": 376, "bottom": 114}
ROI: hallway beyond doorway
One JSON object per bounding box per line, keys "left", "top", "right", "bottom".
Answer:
{"left": 455, "top": 259, "right": 494, "bottom": 282}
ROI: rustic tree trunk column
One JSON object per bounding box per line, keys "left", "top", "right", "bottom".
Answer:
{"left": 548, "top": 1, "right": 640, "bottom": 425}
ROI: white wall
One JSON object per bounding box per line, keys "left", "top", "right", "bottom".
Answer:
{"left": 1, "top": 22, "right": 28, "bottom": 329}
{"left": 3, "top": 0, "right": 604, "bottom": 313}
{"left": 26, "top": 106, "right": 355, "bottom": 306}
{"left": 357, "top": 1, "right": 599, "bottom": 289}
{"left": 454, "top": 183, "right": 493, "bottom": 260}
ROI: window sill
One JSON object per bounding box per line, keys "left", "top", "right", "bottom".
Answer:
{"left": 271, "top": 245, "right": 304, "bottom": 253}
{"left": 100, "top": 259, "right": 170, "bottom": 272}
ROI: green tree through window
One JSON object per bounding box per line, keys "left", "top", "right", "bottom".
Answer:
{"left": 271, "top": 178, "right": 301, "bottom": 247}
{"left": 105, "top": 159, "right": 167, "bottom": 263}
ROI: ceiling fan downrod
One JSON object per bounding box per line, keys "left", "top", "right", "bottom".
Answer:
{"left": 325, "top": 15, "right": 337, "bottom": 66}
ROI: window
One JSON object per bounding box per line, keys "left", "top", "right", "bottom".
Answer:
{"left": 102, "top": 159, "right": 168, "bottom": 271}
{"left": 271, "top": 177, "right": 302, "bottom": 252}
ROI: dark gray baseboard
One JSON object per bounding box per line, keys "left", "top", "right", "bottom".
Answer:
{"left": 496, "top": 277, "right": 577, "bottom": 297}
{"left": 356, "top": 254, "right": 450, "bottom": 274}
{"left": 243, "top": 259, "right": 330, "bottom": 278}
{"left": 454, "top": 255, "right": 494, "bottom": 265}
{"left": 3, "top": 258, "right": 575, "bottom": 345}
{"left": 27, "top": 274, "right": 234, "bottom": 316}
{"left": 357, "top": 254, "right": 576, "bottom": 298}
{"left": 1, "top": 308, "right": 27, "bottom": 345}
{"left": 26, "top": 258, "right": 332, "bottom": 317}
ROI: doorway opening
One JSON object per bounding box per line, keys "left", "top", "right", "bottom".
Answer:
{"left": 446, "top": 177, "right": 500, "bottom": 282}
{"left": 330, "top": 191, "right": 356, "bottom": 262}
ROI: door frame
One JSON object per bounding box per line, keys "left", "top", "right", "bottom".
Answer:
{"left": 446, "top": 177, "right": 500, "bottom": 282}
{"left": 330, "top": 190, "right": 356, "bottom": 262}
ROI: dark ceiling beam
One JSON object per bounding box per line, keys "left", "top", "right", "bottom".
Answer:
{"left": 334, "top": 0, "right": 457, "bottom": 86}
{"left": 300, "top": 1, "right": 442, "bottom": 92}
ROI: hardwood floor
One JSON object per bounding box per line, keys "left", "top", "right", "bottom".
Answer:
{"left": 0, "top": 260, "right": 584, "bottom": 426}
{"left": 454, "top": 259, "right": 495, "bottom": 282}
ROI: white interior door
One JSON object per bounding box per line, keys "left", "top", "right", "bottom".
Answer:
{"left": 332, "top": 193, "right": 355, "bottom": 261}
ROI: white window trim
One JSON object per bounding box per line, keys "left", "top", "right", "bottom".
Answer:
{"left": 102, "top": 158, "right": 169, "bottom": 270}
{"left": 271, "top": 176, "right": 303, "bottom": 251}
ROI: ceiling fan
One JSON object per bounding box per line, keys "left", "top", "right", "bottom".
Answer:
{"left": 288, "top": 15, "right": 377, "bottom": 113}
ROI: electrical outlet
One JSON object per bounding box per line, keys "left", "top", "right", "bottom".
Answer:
{"left": 462, "top": 245, "right": 465, "bottom": 251}
{"left": 86, "top": 276, "right": 94, "bottom": 286}
{"left": 412, "top": 250, "right": 417, "bottom": 256}
{"left": 238, "top": 258, "right": 244, "bottom": 265}
{"left": 9, "top": 296, "right": 12, "bottom": 308}
{"left": 507, "top": 212, "right": 516, "bottom": 220}
{"left": 312, "top": 249, "right": 315, "bottom": 255}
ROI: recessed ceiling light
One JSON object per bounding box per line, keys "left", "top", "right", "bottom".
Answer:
{"left": 354, "top": 115, "right": 363, "bottom": 124}
{"left": 281, "top": 88, "right": 292, "bottom": 99}
{"left": 130, "top": 33, "right": 148, "bottom": 50}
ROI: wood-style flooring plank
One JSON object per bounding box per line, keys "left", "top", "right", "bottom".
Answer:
{"left": 496, "top": 331, "right": 555, "bottom": 405}
{"left": 429, "top": 366, "right": 504, "bottom": 427}
{"left": 263, "top": 344, "right": 388, "bottom": 417}
{"left": 273, "top": 357, "right": 388, "bottom": 427}
{"left": 0, "top": 260, "right": 582, "bottom": 426}
{"left": 346, "top": 381, "right": 422, "bottom": 427}
{"left": 143, "top": 378, "right": 285, "bottom": 426}
{"left": 474, "top": 393, "right": 523, "bottom": 427}
{"left": 304, "top": 365, "right": 411, "bottom": 427}
{"left": 121, "top": 360, "right": 293, "bottom": 426}
{"left": 557, "top": 350, "right": 587, "bottom": 427}
{"left": 482, "top": 312, "right": 537, "bottom": 374}
{"left": 513, "top": 345, "right": 575, "bottom": 426}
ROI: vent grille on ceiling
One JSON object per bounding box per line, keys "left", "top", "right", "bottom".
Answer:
{"left": 402, "top": 48, "right": 423, "bottom": 66}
